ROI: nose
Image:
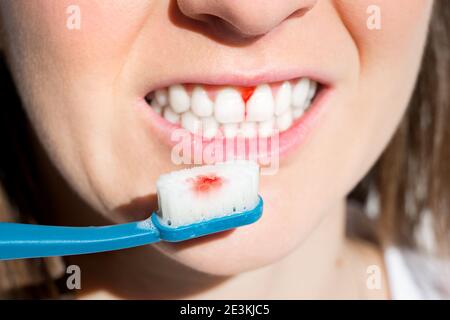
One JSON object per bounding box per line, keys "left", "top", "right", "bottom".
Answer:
{"left": 176, "top": 0, "right": 317, "bottom": 38}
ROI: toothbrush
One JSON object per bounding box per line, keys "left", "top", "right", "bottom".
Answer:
{"left": 0, "top": 161, "right": 263, "bottom": 260}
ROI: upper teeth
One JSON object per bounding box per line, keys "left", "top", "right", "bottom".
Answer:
{"left": 246, "top": 84, "right": 275, "bottom": 122}
{"left": 191, "top": 86, "right": 214, "bottom": 117}
{"left": 147, "top": 78, "right": 318, "bottom": 138}
{"left": 214, "top": 88, "right": 245, "bottom": 123}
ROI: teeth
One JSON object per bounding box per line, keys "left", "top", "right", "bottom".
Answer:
{"left": 163, "top": 106, "right": 181, "bottom": 124}
{"left": 169, "top": 85, "right": 190, "bottom": 113}
{"left": 258, "top": 119, "right": 275, "bottom": 138}
{"left": 274, "top": 81, "right": 291, "bottom": 116}
{"left": 276, "top": 109, "right": 293, "bottom": 132}
{"left": 239, "top": 122, "right": 257, "bottom": 138}
{"left": 214, "top": 88, "right": 245, "bottom": 123}
{"left": 291, "top": 78, "right": 310, "bottom": 109}
{"left": 181, "top": 111, "right": 201, "bottom": 134}
{"left": 152, "top": 104, "right": 163, "bottom": 115}
{"left": 191, "top": 86, "right": 214, "bottom": 117}
{"left": 149, "top": 78, "right": 319, "bottom": 138}
{"left": 155, "top": 89, "right": 168, "bottom": 106}
{"left": 292, "top": 108, "right": 304, "bottom": 119}
{"left": 201, "top": 117, "right": 219, "bottom": 139}
{"left": 246, "top": 84, "right": 274, "bottom": 122}
{"left": 222, "top": 123, "right": 238, "bottom": 138}
{"left": 307, "top": 81, "right": 317, "bottom": 100}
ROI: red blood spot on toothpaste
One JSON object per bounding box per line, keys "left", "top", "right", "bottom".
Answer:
{"left": 189, "top": 174, "right": 223, "bottom": 193}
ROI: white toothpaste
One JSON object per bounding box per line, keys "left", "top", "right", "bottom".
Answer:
{"left": 156, "top": 161, "right": 260, "bottom": 227}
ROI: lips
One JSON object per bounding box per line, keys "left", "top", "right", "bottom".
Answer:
{"left": 138, "top": 75, "right": 331, "bottom": 163}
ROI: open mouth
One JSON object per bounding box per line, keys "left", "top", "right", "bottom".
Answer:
{"left": 138, "top": 74, "right": 331, "bottom": 164}
{"left": 144, "top": 77, "right": 321, "bottom": 139}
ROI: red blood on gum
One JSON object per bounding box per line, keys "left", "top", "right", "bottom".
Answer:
{"left": 240, "top": 87, "right": 255, "bottom": 103}
{"left": 240, "top": 87, "right": 255, "bottom": 118}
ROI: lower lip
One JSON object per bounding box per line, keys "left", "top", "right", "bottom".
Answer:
{"left": 136, "top": 87, "right": 333, "bottom": 162}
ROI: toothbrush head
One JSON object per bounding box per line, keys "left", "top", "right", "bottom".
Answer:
{"left": 152, "top": 195, "right": 263, "bottom": 242}
{"left": 153, "top": 160, "right": 262, "bottom": 242}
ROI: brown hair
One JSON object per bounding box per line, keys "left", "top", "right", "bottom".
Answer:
{"left": 0, "top": 56, "right": 66, "bottom": 298}
{"left": 376, "top": 0, "right": 450, "bottom": 252}
{"left": 1, "top": 2, "right": 449, "bottom": 298}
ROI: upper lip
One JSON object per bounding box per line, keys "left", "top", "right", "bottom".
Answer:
{"left": 140, "top": 66, "right": 333, "bottom": 96}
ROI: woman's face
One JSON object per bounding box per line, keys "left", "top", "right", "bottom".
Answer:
{"left": 0, "top": 0, "right": 432, "bottom": 275}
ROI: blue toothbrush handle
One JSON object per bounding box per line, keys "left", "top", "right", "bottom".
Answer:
{"left": 0, "top": 217, "right": 160, "bottom": 260}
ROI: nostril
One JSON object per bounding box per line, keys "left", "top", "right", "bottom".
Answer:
{"left": 176, "top": 0, "right": 318, "bottom": 40}
{"left": 200, "top": 14, "right": 267, "bottom": 39}
{"left": 288, "top": 6, "right": 313, "bottom": 20}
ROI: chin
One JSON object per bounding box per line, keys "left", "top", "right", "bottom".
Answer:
{"left": 151, "top": 196, "right": 318, "bottom": 276}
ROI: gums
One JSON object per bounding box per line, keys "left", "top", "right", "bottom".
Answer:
{"left": 240, "top": 86, "right": 255, "bottom": 118}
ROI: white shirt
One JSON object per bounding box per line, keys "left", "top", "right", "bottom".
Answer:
{"left": 384, "top": 246, "right": 450, "bottom": 299}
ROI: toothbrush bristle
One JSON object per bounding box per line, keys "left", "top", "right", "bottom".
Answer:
{"left": 156, "top": 161, "right": 260, "bottom": 227}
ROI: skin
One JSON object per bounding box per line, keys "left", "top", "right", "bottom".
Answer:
{"left": 0, "top": 0, "right": 433, "bottom": 298}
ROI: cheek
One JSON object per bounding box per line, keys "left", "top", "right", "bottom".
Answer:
{"left": 0, "top": 0, "right": 165, "bottom": 215}
{"left": 331, "top": 0, "right": 433, "bottom": 176}
{"left": 1, "top": 0, "right": 155, "bottom": 87}
{"left": 336, "top": 0, "right": 433, "bottom": 71}
{"left": 0, "top": 0, "right": 150, "bottom": 140}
